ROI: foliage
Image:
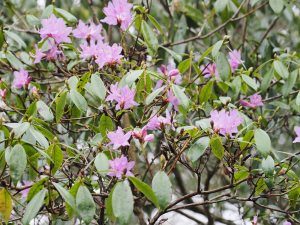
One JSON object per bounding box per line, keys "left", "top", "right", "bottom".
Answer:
{"left": 0, "top": 0, "right": 299, "bottom": 224}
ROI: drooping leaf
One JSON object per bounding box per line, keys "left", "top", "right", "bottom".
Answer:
{"left": 269, "top": 0, "right": 284, "bottom": 13}
{"left": 273, "top": 60, "right": 289, "bottom": 79}
{"left": 216, "top": 52, "right": 231, "bottom": 81}
{"left": 152, "top": 171, "right": 172, "bottom": 209}
{"left": 70, "top": 90, "right": 88, "bottom": 113}
{"left": 90, "top": 73, "right": 107, "bottom": 100}
{"left": 210, "top": 135, "right": 225, "bottom": 160}
{"left": 128, "top": 177, "right": 159, "bottom": 208}
{"left": 0, "top": 188, "right": 12, "bottom": 222}
{"left": 22, "top": 189, "right": 47, "bottom": 225}
{"left": 187, "top": 137, "right": 210, "bottom": 162}
{"left": 55, "top": 91, "right": 67, "bottom": 123}
{"left": 141, "top": 20, "right": 158, "bottom": 56}
{"left": 94, "top": 153, "right": 109, "bottom": 176}
{"left": 37, "top": 100, "right": 54, "bottom": 122}
{"left": 254, "top": 128, "right": 271, "bottom": 157}
{"left": 53, "top": 183, "right": 77, "bottom": 212}
{"left": 112, "top": 181, "right": 134, "bottom": 224}
{"left": 7, "top": 144, "right": 27, "bottom": 184}
{"left": 172, "top": 84, "right": 190, "bottom": 109}
{"left": 76, "top": 186, "right": 96, "bottom": 224}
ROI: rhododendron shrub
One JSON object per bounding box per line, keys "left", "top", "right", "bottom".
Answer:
{"left": 0, "top": 0, "right": 300, "bottom": 225}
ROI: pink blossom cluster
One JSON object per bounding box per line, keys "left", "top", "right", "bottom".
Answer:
{"left": 34, "top": 0, "right": 133, "bottom": 66}
{"left": 108, "top": 155, "right": 135, "bottom": 179}
{"left": 106, "top": 83, "right": 138, "bottom": 110}
{"left": 210, "top": 109, "right": 243, "bottom": 137}
{"left": 201, "top": 49, "right": 242, "bottom": 78}
{"left": 13, "top": 69, "right": 31, "bottom": 89}
{"left": 155, "top": 63, "right": 182, "bottom": 111}
{"left": 240, "top": 93, "right": 264, "bottom": 108}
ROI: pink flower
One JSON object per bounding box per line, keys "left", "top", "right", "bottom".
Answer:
{"left": 132, "top": 127, "right": 154, "bottom": 143}
{"left": 167, "top": 89, "right": 179, "bottom": 111}
{"left": 240, "top": 94, "right": 263, "bottom": 108}
{"left": 108, "top": 155, "right": 135, "bottom": 179}
{"left": 33, "top": 45, "right": 46, "bottom": 64}
{"left": 13, "top": 69, "right": 31, "bottom": 89}
{"left": 101, "top": 0, "right": 133, "bottom": 31}
{"left": 210, "top": 109, "right": 243, "bottom": 137}
{"left": 80, "top": 41, "right": 100, "bottom": 59}
{"left": 0, "top": 89, "right": 6, "bottom": 99}
{"left": 293, "top": 126, "right": 300, "bottom": 143}
{"left": 252, "top": 216, "right": 258, "bottom": 225}
{"left": 106, "top": 83, "right": 138, "bottom": 110}
{"left": 283, "top": 221, "right": 292, "bottom": 225}
{"left": 146, "top": 111, "right": 172, "bottom": 130}
{"left": 30, "top": 86, "right": 38, "bottom": 95}
{"left": 200, "top": 63, "right": 219, "bottom": 78}
{"left": 228, "top": 49, "right": 242, "bottom": 72}
{"left": 45, "top": 40, "right": 64, "bottom": 61}
{"left": 95, "top": 43, "right": 123, "bottom": 68}
{"left": 107, "top": 126, "right": 132, "bottom": 149}
{"left": 73, "top": 20, "right": 103, "bottom": 42}
{"left": 158, "top": 63, "right": 182, "bottom": 84}
{"left": 39, "top": 14, "right": 72, "bottom": 44}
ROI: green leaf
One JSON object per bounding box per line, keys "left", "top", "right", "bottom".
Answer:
{"left": 187, "top": 137, "right": 210, "bottom": 162}
{"left": 6, "top": 51, "right": 24, "bottom": 70}
{"left": 296, "top": 91, "right": 300, "bottom": 106}
{"left": 46, "top": 144, "right": 63, "bottom": 174}
{"left": 160, "top": 46, "right": 182, "bottom": 62}
{"left": 282, "top": 69, "right": 298, "bottom": 97}
{"left": 54, "top": 8, "right": 77, "bottom": 23}
{"left": 261, "top": 155, "right": 275, "bottom": 176}
{"left": 214, "top": 0, "right": 229, "bottom": 13}
{"left": 53, "top": 182, "right": 77, "bottom": 212}
{"left": 4, "top": 30, "right": 26, "bottom": 48}
{"left": 13, "top": 122, "right": 30, "bottom": 138}
{"left": 90, "top": 73, "right": 107, "bottom": 100}
{"left": 261, "top": 68, "right": 274, "bottom": 92}
{"left": 112, "top": 181, "right": 134, "bottom": 223}
{"left": 212, "top": 40, "right": 223, "bottom": 57}
{"left": 141, "top": 21, "right": 158, "bottom": 56}
{"left": 76, "top": 186, "right": 96, "bottom": 224}
{"left": 273, "top": 60, "right": 289, "bottom": 79}
{"left": 241, "top": 74, "right": 259, "bottom": 91}
{"left": 37, "top": 100, "right": 54, "bottom": 121}
{"left": 172, "top": 84, "right": 190, "bottom": 109}
{"left": 255, "top": 178, "right": 267, "bottom": 196}
{"left": 216, "top": 52, "right": 231, "bottom": 81}
{"left": 200, "top": 81, "right": 214, "bottom": 103}
{"left": 128, "top": 177, "right": 159, "bottom": 208}
{"left": 55, "top": 91, "right": 67, "bottom": 123}
{"left": 147, "top": 14, "right": 163, "bottom": 35}
{"left": 0, "top": 188, "right": 12, "bottom": 222}
{"left": 240, "top": 130, "right": 254, "bottom": 151}
{"left": 27, "top": 178, "right": 47, "bottom": 202}
{"left": 269, "top": 0, "right": 284, "bottom": 13}
{"left": 0, "top": 23, "right": 4, "bottom": 50}
{"left": 254, "top": 129, "right": 271, "bottom": 157}
{"left": 99, "top": 115, "right": 114, "bottom": 137}
{"left": 152, "top": 171, "right": 172, "bottom": 209}
{"left": 178, "top": 58, "right": 191, "bottom": 74}
{"left": 210, "top": 135, "right": 225, "bottom": 160}
{"left": 7, "top": 144, "right": 27, "bottom": 184}
{"left": 119, "top": 70, "right": 144, "bottom": 88}
{"left": 70, "top": 90, "right": 87, "bottom": 112}
{"left": 26, "top": 15, "right": 40, "bottom": 26}
{"left": 145, "top": 86, "right": 165, "bottom": 105}
{"left": 41, "top": 5, "right": 54, "bottom": 19}
{"left": 29, "top": 126, "right": 49, "bottom": 148}
{"left": 22, "top": 189, "right": 47, "bottom": 225}
{"left": 94, "top": 153, "right": 109, "bottom": 176}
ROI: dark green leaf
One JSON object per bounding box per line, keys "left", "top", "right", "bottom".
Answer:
{"left": 216, "top": 52, "right": 231, "bottom": 81}
{"left": 76, "top": 186, "right": 96, "bottom": 224}
{"left": 210, "top": 135, "right": 224, "bottom": 160}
